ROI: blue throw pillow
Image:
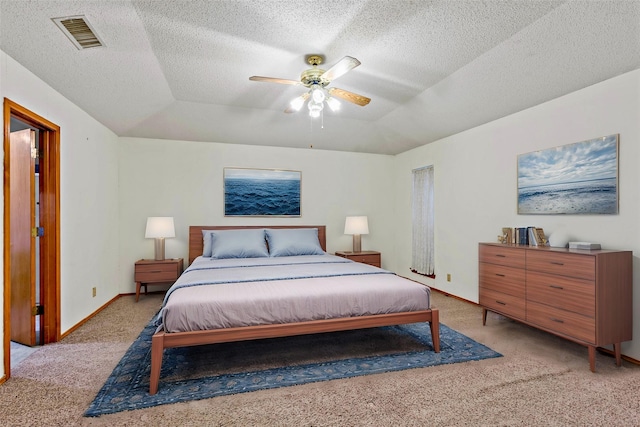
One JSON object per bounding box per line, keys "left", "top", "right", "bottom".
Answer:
{"left": 209, "top": 229, "right": 269, "bottom": 259}
{"left": 265, "top": 228, "right": 325, "bottom": 257}
{"left": 202, "top": 230, "right": 215, "bottom": 257}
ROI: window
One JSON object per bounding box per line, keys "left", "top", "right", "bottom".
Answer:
{"left": 411, "top": 166, "right": 434, "bottom": 277}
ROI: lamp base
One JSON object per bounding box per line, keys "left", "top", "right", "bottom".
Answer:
{"left": 154, "top": 238, "right": 166, "bottom": 261}
{"left": 352, "top": 234, "right": 362, "bottom": 253}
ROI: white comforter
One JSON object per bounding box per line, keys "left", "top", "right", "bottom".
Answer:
{"left": 160, "top": 254, "right": 431, "bottom": 333}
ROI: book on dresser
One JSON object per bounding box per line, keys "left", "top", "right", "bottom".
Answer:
{"left": 478, "top": 242, "right": 632, "bottom": 372}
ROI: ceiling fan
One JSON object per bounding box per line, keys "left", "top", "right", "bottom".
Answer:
{"left": 249, "top": 55, "right": 371, "bottom": 117}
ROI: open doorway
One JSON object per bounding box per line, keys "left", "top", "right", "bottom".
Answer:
{"left": 3, "top": 98, "right": 61, "bottom": 379}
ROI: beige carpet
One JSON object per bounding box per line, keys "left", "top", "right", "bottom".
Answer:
{"left": 1, "top": 291, "right": 639, "bottom": 426}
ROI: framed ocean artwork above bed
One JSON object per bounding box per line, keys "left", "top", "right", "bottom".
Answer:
{"left": 224, "top": 168, "right": 301, "bottom": 216}
{"left": 517, "top": 134, "right": 619, "bottom": 215}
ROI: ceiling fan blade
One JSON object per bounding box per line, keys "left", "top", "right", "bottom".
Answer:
{"left": 321, "top": 56, "right": 361, "bottom": 82}
{"left": 284, "top": 92, "right": 310, "bottom": 113}
{"left": 249, "top": 76, "right": 301, "bottom": 86}
{"left": 328, "top": 87, "right": 371, "bottom": 106}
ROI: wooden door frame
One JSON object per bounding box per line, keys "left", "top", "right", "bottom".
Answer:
{"left": 3, "top": 98, "right": 60, "bottom": 380}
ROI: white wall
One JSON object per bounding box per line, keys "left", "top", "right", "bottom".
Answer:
{"left": 118, "top": 138, "right": 395, "bottom": 294}
{"left": 392, "top": 69, "right": 640, "bottom": 358}
{"left": 0, "top": 50, "right": 120, "bottom": 378}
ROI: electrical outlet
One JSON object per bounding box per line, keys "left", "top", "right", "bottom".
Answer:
{"left": 92, "top": 287, "right": 96, "bottom": 297}
{"left": 447, "top": 274, "right": 451, "bottom": 282}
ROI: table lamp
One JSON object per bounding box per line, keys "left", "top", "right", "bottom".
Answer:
{"left": 344, "top": 216, "right": 369, "bottom": 253}
{"left": 145, "top": 217, "right": 175, "bottom": 260}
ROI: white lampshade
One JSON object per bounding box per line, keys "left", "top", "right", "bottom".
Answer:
{"left": 145, "top": 217, "right": 175, "bottom": 260}
{"left": 344, "top": 216, "right": 369, "bottom": 253}
{"left": 145, "top": 217, "right": 175, "bottom": 238}
{"left": 326, "top": 96, "right": 341, "bottom": 112}
{"left": 344, "top": 216, "right": 369, "bottom": 235}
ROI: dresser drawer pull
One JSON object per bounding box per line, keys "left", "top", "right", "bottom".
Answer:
{"left": 150, "top": 270, "right": 162, "bottom": 273}
{"left": 495, "top": 273, "right": 505, "bottom": 277}
{"left": 550, "top": 261, "right": 564, "bottom": 266}
{"left": 495, "top": 254, "right": 506, "bottom": 258}
{"left": 549, "top": 285, "right": 564, "bottom": 290}
{"left": 550, "top": 318, "right": 565, "bottom": 323}
{"left": 495, "top": 300, "right": 507, "bottom": 306}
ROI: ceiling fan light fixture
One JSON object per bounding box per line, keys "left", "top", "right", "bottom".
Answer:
{"left": 308, "top": 100, "right": 323, "bottom": 118}
{"left": 311, "top": 84, "right": 325, "bottom": 103}
{"left": 326, "top": 96, "right": 341, "bottom": 112}
{"left": 290, "top": 96, "right": 305, "bottom": 111}
{"left": 250, "top": 55, "right": 369, "bottom": 118}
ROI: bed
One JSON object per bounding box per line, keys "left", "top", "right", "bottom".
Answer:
{"left": 149, "top": 225, "right": 440, "bottom": 394}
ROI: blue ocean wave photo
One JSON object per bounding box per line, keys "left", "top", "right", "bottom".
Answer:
{"left": 225, "top": 178, "right": 300, "bottom": 216}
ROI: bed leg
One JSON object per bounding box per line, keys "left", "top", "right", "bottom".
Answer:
{"left": 429, "top": 308, "right": 440, "bottom": 353}
{"left": 149, "top": 332, "right": 165, "bottom": 395}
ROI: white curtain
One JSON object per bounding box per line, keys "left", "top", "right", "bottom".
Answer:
{"left": 411, "top": 166, "right": 434, "bottom": 276}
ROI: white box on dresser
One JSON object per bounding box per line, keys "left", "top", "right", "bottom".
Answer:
{"left": 479, "top": 243, "right": 632, "bottom": 372}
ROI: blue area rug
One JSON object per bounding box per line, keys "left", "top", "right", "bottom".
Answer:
{"left": 85, "top": 318, "right": 501, "bottom": 416}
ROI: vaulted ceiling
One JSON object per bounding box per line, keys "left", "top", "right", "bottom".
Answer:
{"left": 1, "top": 1, "right": 639, "bottom": 154}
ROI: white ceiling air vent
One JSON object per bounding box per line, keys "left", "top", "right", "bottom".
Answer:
{"left": 52, "top": 15, "right": 104, "bottom": 50}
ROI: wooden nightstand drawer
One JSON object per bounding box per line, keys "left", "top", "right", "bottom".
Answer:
{"left": 350, "top": 254, "right": 380, "bottom": 266}
{"left": 135, "top": 264, "right": 177, "bottom": 282}
{"left": 335, "top": 251, "right": 381, "bottom": 267}
{"left": 134, "top": 258, "right": 183, "bottom": 302}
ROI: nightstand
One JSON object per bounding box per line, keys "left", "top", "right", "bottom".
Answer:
{"left": 335, "top": 251, "right": 381, "bottom": 267}
{"left": 134, "top": 258, "right": 183, "bottom": 302}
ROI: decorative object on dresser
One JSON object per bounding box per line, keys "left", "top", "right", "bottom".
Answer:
{"left": 568, "top": 242, "right": 601, "bottom": 250}
{"left": 335, "top": 250, "right": 381, "bottom": 267}
{"left": 344, "top": 216, "right": 369, "bottom": 252}
{"left": 499, "top": 228, "right": 513, "bottom": 244}
{"left": 134, "top": 258, "right": 183, "bottom": 302}
{"left": 479, "top": 243, "right": 632, "bottom": 372}
{"left": 517, "top": 134, "right": 619, "bottom": 215}
{"left": 533, "top": 228, "right": 547, "bottom": 246}
{"left": 145, "top": 217, "right": 175, "bottom": 260}
{"left": 548, "top": 229, "right": 570, "bottom": 248}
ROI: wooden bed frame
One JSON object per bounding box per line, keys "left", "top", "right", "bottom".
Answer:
{"left": 149, "top": 225, "right": 440, "bottom": 395}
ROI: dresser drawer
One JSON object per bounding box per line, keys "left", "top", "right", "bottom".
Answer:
{"left": 480, "top": 288, "right": 525, "bottom": 320}
{"left": 479, "top": 245, "right": 525, "bottom": 269}
{"left": 526, "top": 271, "right": 595, "bottom": 316}
{"left": 479, "top": 263, "right": 525, "bottom": 298}
{"left": 135, "top": 263, "right": 179, "bottom": 282}
{"left": 526, "top": 251, "right": 595, "bottom": 281}
{"left": 527, "top": 301, "right": 595, "bottom": 343}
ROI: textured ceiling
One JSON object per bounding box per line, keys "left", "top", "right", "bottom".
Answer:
{"left": 1, "top": 1, "right": 639, "bottom": 155}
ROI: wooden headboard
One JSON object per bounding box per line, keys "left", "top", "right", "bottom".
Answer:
{"left": 188, "top": 225, "right": 327, "bottom": 265}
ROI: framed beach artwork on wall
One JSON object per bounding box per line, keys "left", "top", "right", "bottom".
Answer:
{"left": 517, "top": 134, "right": 619, "bottom": 215}
{"left": 224, "top": 168, "right": 301, "bottom": 216}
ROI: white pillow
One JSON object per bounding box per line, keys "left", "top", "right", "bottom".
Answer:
{"left": 210, "top": 229, "right": 269, "bottom": 259}
{"left": 265, "top": 228, "right": 325, "bottom": 257}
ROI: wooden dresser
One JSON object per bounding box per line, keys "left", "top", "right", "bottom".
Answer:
{"left": 479, "top": 243, "right": 632, "bottom": 371}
